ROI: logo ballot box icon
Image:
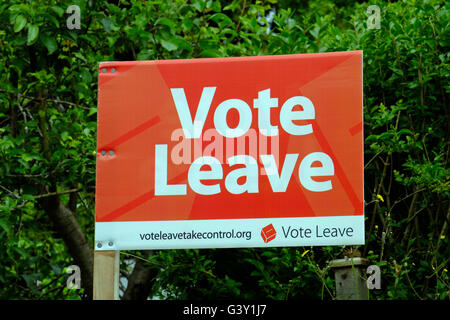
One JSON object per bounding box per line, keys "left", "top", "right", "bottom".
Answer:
{"left": 261, "top": 224, "right": 277, "bottom": 243}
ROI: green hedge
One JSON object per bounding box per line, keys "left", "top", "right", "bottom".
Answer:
{"left": 0, "top": 0, "right": 448, "bottom": 300}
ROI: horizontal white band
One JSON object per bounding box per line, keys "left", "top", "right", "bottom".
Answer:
{"left": 95, "top": 215, "right": 364, "bottom": 250}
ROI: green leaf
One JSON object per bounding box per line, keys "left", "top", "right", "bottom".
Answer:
{"left": 61, "top": 131, "right": 70, "bottom": 141}
{"left": 50, "top": 6, "right": 65, "bottom": 17}
{"left": 43, "top": 13, "right": 60, "bottom": 28}
{"left": 192, "top": 0, "right": 205, "bottom": 12}
{"left": 155, "top": 17, "right": 175, "bottom": 30}
{"left": 40, "top": 34, "right": 58, "bottom": 54}
{"left": 13, "top": 14, "right": 27, "bottom": 33}
{"left": 27, "top": 24, "right": 39, "bottom": 46}
{"left": 309, "top": 26, "right": 320, "bottom": 39}
{"left": 101, "top": 17, "right": 113, "bottom": 33}
{"left": 18, "top": 158, "right": 29, "bottom": 168}
{"left": 88, "top": 107, "right": 97, "bottom": 116}
{"left": 50, "top": 263, "right": 62, "bottom": 275}
{"left": 0, "top": 219, "right": 11, "bottom": 233}
{"left": 74, "top": 52, "right": 87, "bottom": 62}
{"left": 22, "top": 273, "right": 39, "bottom": 288}
{"left": 210, "top": 13, "right": 233, "bottom": 29}
{"left": 21, "top": 153, "right": 35, "bottom": 162}
{"left": 199, "top": 49, "right": 221, "bottom": 58}
{"left": 171, "top": 36, "right": 191, "bottom": 51}
{"left": 14, "top": 247, "right": 28, "bottom": 259}
{"left": 137, "top": 49, "right": 153, "bottom": 60}
{"left": 19, "top": 194, "right": 35, "bottom": 201}
{"left": 160, "top": 39, "right": 178, "bottom": 51}
{"left": 80, "top": 68, "right": 92, "bottom": 83}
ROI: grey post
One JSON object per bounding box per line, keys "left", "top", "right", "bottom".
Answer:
{"left": 329, "top": 257, "right": 369, "bottom": 300}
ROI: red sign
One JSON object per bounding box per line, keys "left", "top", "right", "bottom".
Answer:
{"left": 95, "top": 51, "right": 364, "bottom": 250}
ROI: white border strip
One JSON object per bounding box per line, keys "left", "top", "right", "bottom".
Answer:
{"left": 95, "top": 215, "right": 364, "bottom": 250}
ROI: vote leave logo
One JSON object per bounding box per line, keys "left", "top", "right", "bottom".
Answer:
{"left": 261, "top": 224, "right": 277, "bottom": 243}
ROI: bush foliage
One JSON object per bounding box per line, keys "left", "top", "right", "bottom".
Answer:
{"left": 0, "top": 0, "right": 448, "bottom": 299}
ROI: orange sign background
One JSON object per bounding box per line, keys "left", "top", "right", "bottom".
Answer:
{"left": 95, "top": 51, "right": 363, "bottom": 223}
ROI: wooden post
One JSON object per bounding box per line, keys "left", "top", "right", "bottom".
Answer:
{"left": 330, "top": 257, "right": 368, "bottom": 300}
{"left": 93, "top": 250, "right": 120, "bottom": 300}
